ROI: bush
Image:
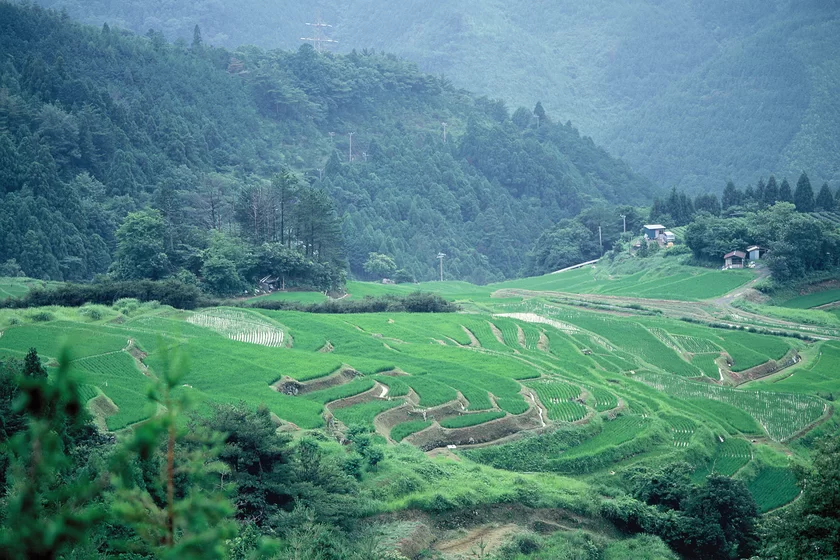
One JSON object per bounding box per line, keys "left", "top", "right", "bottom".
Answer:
{"left": 245, "top": 291, "right": 458, "bottom": 314}
{"left": 78, "top": 306, "right": 104, "bottom": 320}
{"left": 28, "top": 311, "right": 54, "bottom": 322}
{"left": 1, "top": 279, "right": 201, "bottom": 310}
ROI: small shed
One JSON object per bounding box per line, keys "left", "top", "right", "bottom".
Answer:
{"left": 746, "top": 245, "right": 765, "bottom": 261}
{"left": 724, "top": 250, "right": 746, "bottom": 269}
{"left": 643, "top": 224, "right": 666, "bottom": 240}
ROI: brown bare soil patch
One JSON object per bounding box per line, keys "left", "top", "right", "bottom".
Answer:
{"left": 435, "top": 523, "right": 518, "bottom": 558}
{"left": 89, "top": 393, "right": 118, "bottom": 432}
{"left": 273, "top": 367, "right": 359, "bottom": 395}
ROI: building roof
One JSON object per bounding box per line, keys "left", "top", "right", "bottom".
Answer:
{"left": 746, "top": 245, "right": 762, "bottom": 252}
{"left": 724, "top": 251, "right": 746, "bottom": 259}
{"left": 643, "top": 224, "right": 666, "bottom": 230}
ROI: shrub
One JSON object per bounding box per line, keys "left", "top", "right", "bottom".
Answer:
{"left": 28, "top": 311, "right": 54, "bottom": 322}
{"left": 0, "top": 279, "right": 202, "bottom": 310}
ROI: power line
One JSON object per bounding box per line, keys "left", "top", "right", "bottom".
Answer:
{"left": 301, "top": 11, "right": 338, "bottom": 53}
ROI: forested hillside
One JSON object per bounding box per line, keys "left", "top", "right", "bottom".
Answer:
{"left": 38, "top": 0, "right": 840, "bottom": 193}
{"left": 0, "top": 2, "right": 652, "bottom": 285}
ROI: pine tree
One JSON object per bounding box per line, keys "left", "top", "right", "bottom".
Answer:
{"left": 776, "top": 179, "right": 793, "bottom": 203}
{"left": 755, "top": 178, "right": 766, "bottom": 206}
{"left": 815, "top": 182, "right": 835, "bottom": 211}
{"left": 110, "top": 348, "right": 237, "bottom": 558}
{"left": 778, "top": 178, "right": 793, "bottom": 203}
{"left": 764, "top": 176, "right": 779, "bottom": 205}
{"left": 0, "top": 349, "right": 105, "bottom": 559}
{"left": 533, "top": 101, "right": 547, "bottom": 127}
{"left": 721, "top": 181, "right": 740, "bottom": 210}
{"left": 794, "top": 172, "right": 815, "bottom": 212}
{"left": 192, "top": 24, "right": 203, "bottom": 50}
{"left": 23, "top": 348, "right": 47, "bottom": 379}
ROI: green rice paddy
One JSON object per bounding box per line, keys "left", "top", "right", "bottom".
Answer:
{"left": 0, "top": 264, "right": 830, "bottom": 511}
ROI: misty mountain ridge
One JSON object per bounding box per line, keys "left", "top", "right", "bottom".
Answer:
{"left": 0, "top": 1, "right": 651, "bottom": 283}
{"left": 34, "top": 0, "right": 840, "bottom": 194}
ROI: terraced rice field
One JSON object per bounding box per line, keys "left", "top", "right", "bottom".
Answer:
{"left": 664, "top": 415, "right": 696, "bottom": 447}
{"left": 747, "top": 466, "right": 800, "bottom": 512}
{"left": 692, "top": 438, "right": 752, "bottom": 481}
{"left": 390, "top": 420, "right": 432, "bottom": 442}
{"left": 440, "top": 410, "right": 505, "bottom": 429}
{"left": 781, "top": 289, "right": 840, "bottom": 309}
{"left": 640, "top": 372, "right": 826, "bottom": 441}
{"left": 0, "top": 269, "right": 828, "bottom": 512}
{"left": 187, "top": 308, "right": 286, "bottom": 347}
{"left": 331, "top": 399, "right": 401, "bottom": 428}
{"left": 529, "top": 379, "right": 587, "bottom": 422}
{"left": 493, "top": 264, "right": 754, "bottom": 301}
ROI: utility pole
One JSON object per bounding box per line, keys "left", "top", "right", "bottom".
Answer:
{"left": 437, "top": 252, "right": 446, "bottom": 282}
{"left": 318, "top": 168, "right": 324, "bottom": 181}
{"left": 362, "top": 151, "right": 367, "bottom": 162}
{"left": 620, "top": 214, "right": 626, "bottom": 233}
{"left": 598, "top": 226, "right": 603, "bottom": 255}
{"left": 301, "top": 11, "right": 338, "bottom": 53}
{"left": 348, "top": 132, "right": 354, "bottom": 162}
{"left": 329, "top": 131, "right": 335, "bottom": 144}
{"left": 442, "top": 122, "right": 447, "bottom": 143}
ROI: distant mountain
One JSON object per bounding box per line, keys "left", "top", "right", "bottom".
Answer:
{"left": 36, "top": 0, "right": 840, "bottom": 193}
{"left": 0, "top": 2, "right": 652, "bottom": 283}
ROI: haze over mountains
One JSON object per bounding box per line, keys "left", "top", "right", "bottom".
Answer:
{"left": 0, "top": 2, "right": 651, "bottom": 283}
{"left": 37, "top": 0, "right": 840, "bottom": 193}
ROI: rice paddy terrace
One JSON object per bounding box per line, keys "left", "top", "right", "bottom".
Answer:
{"left": 1, "top": 263, "right": 837, "bottom": 513}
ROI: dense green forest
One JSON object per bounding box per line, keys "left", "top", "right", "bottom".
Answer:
{"left": 34, "top": 0, "right": 840, "bottom": 194}
{"left": 0, "top": 2, "right": 653, "bottom": 286}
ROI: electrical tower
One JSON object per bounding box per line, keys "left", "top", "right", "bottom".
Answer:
{"left": 301, "top": 12, "right": 338, "bottom": 53}
{"left": 437, "top": 252, "right": 446, "bottom": 282}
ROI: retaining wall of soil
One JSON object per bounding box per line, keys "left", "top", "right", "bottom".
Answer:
{"left": 726, "top": 349, "right": 801, "bottom": 385}
{"left": 273, "top": 367, "right": 360, "bottom": 395}
{"left": 406, "top": 404, "right": 543, "bottom": 451}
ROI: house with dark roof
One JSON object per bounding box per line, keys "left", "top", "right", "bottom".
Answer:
{"left": 724, "top": 250, "right": 746, "bottom": 269}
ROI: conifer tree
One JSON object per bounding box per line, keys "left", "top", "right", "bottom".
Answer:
{"left": 22, "top": 348, "right": 47, "bottom": 379}
{"left": 778, "top": 178, "right": 793, "bottom": 202}
{"left": 192, "top": 24, "right": 203, "bottom": 50}
{"left": 764, "top": 175, "right": 779, "bottom": 205}
{"left": 815, "top": 182, "right": 835, "bottom": 211}
{"left": 794, "top": 172, "right": 815, "bottom": 212}
{"left": 110, "top": 349, "right": 237, "bottom": 558}
{"left": 721, "top": 181, "right": 740, "bottom": 209}
{"left": 0, "top": 349, "right": 105, "bottom": 559}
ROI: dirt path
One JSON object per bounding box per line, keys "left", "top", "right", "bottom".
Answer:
{"left": 434, "top": 524, "right": 519, "bottom": 558}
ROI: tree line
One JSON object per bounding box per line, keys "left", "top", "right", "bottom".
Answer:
{"left": 650, "top": 172, "right": 838, "bottom": 227}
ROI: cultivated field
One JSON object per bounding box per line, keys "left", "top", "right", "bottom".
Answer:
{"left": 0, "top": 263, "right": 830, "bottom": 511}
